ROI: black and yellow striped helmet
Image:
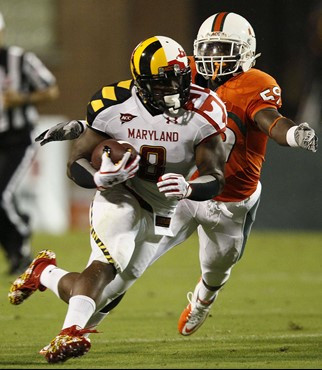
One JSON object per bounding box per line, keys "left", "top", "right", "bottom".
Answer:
{"left": 130, "top": 36, "right": 191, "bottom": 113}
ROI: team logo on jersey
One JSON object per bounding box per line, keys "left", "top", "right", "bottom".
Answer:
{"left": 165, "top": 116, "right": 179, "bottom": 124}
{"left": 120, "top": 113, "right": 137, "bottom": 124}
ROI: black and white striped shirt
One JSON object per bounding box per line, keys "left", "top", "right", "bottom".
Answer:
{"left": 0, "top": 45, "right": 56, "bottom": 144}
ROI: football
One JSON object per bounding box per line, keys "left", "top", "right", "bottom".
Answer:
{"left": 91, "top": 139, "right": 137, "bottom": 170}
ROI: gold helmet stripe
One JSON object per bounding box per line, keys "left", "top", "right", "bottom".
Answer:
{"left": 132, "top": 36, "right": 166, "bottom": 76}
{"left": 150, "top": 47, "right": 168, "bottom": 75}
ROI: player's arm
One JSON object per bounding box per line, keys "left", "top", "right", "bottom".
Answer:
{"left": 190, "top": 134, "right": 226, "bottom": 200}
{"left": 35, "top": 120, "right": 87, "bottom": 146}
{"left": 157, "top": 134, "right": 226, "bottom": 201}
{"left": 67, "top": 128, "right": 140, "bottom": 190}
{"left": 67, "top": 128, "right": 108, "bottom": 188}
{"left": 254, "top": 108, "right": 317, "bottom": 152}
{"left": 66, "top": 81, "right": 139, "bottom": 189}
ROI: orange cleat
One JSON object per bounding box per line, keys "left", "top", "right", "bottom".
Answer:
{"left": 178, "top": 280, "right": 214, "bottom": 336}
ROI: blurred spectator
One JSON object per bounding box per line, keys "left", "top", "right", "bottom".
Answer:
{"left": 0, "top": 11, "right": 59, "bottom": 274}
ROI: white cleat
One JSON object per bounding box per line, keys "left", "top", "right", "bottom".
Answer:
{"left": 178, "top": 280, "right": 214, "bottom": 336}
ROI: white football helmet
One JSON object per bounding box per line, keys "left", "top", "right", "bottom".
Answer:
{"left": 194, "top": 12, "right": 260, "bottom": 79}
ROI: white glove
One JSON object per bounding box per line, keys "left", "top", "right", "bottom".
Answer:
{"left": 94, "top": 149, "right": 140, "bottom": 190}
{"left": 35, "top": 120, "right": 86, "bottom": 146}
{"left": 287, "top": 122, "right": 318, "bottom": 152}
{"left": 157, "top": 173, "right": 192, "bottom": 200}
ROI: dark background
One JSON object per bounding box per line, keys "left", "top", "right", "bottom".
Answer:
{"left": 2, "top": 0, "right": 321, "bottom": 230}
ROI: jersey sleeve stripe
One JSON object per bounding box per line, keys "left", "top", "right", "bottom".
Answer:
{"left": 193, "top": 107, "right": 226, "bottom": 133}
{"left": 91, "top": 99, "right": 104, "bottom": 112}
{"left": 102, "top": 86, "right": 117, "bottom": 101}
{"left": 212, "top": 94, "right": 228, "bottom": 124}
{"left": 117, "top": 79, "right": 132, "bottom": 89}
{"left": 87, "top": 83, "right": 133, "bottom": 126}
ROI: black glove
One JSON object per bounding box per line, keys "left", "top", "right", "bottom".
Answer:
{"left": 35, "top": 120, "right": 86, "bottom": 146}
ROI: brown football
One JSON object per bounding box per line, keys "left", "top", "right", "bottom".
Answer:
{"left": 91, "top": 139, "right": 138, "bottom": 170}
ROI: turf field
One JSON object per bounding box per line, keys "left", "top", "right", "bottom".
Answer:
{"left": 0, "top": 230, "right": 322, "bottom": 369}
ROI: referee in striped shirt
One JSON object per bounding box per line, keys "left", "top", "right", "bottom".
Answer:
{"left": 0, "top": 12, "right": 59, "bottom": 274}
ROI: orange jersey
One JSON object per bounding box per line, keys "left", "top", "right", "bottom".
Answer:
{"left": 189, "top": 57, "right": 282, "bottom": 202}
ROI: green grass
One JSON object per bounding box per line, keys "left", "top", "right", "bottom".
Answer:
{"left": 1, "top": 230, "right": 322, "bottom": 368}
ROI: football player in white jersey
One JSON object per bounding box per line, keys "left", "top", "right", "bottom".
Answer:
{"left": 8, "top": 35, "right": 227, "bottom": 363}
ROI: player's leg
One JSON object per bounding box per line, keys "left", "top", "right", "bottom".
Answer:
{"left": 178, "top": 183, "right": 262, "bottom": 335}
{"left": 83, "top": 293, "right": 125, "bottom": 337}
{"left": 8, "top": 253, "right": 81, "bottom": 305}
{"left": 149, "top": 198, "right": 199, "bottom": 264}
{"left": 8, "top": 250, "right": 66, "bottom": 304}
{"left": 84, "top": 197, "right": 199, "bottom": 331}
{"left": 41, "top": 186, "right": 142, "bottom": 363}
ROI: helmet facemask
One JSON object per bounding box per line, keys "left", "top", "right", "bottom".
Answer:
{"left": 135, "top": 64, "right": 191, "bottom": 114}
{"left": 194, "top": 33, "right": 257, "bottom": 80}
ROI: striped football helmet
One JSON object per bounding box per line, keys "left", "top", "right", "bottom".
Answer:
{"left": 130, "top": 36, "right": 191, "bottom": 113}
{"left": 194, "top": 12, "right": 260, "bottom": 79}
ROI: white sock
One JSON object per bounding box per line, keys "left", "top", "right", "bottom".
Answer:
{"left": 40, "top": 265, "right": 68, "bottom": 298}
{"left": 83, "top": 311, "right": 109, "bottom": 337}
{"left": 197, "top": 281, "right": 219, "bottom": 304}
{"left": 62, "top": 295, "right": 96, "bottom": 330}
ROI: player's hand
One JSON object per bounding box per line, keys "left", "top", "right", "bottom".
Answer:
{"left": 94, "top": 148, "right": 140, "bottom": 190}
{"left": 157, "top": 173, "right": 192, "bottom": 200}
{"left": 35, "top": 120, "right": 86, "bottom": 146}
{"left": 294, "top": 123, "right": 318, "bottom": 152}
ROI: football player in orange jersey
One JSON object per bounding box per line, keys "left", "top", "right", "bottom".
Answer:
{"left": 153, "top": 12, "right": 318, "bottom": 336}
{"left": 32, "top": 12, "right": 318, "bottom": 338}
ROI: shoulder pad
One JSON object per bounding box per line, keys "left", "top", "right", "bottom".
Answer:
{"left": 87, "top": 80, "right": 134, "bottom": 126}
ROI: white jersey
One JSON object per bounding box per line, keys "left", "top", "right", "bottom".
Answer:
{"left": 87, "top": 80, "right": 226, "bottom": 235}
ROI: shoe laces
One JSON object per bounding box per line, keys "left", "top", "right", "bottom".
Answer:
{"left": 59, "top": 325, "right": 98, "bottom": 337}
{"left": 186, "top": 292, "right": 212, "bottom": 325}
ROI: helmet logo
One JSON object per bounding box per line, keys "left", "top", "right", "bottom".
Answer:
{"left": 177, "top": 48, "right": 186, "bottom": 58}
{"left": 120, "top": 113, "right": 137, "bottom": 124}
{"left": 167, "top": 48, "right": 187, "bottom": 69}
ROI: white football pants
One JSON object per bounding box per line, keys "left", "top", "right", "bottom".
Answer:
{"left": 87, "top": 185, "right": 162, "bottom": 274}
{"left": 96, "top": 182, "right": 261, "bottom": 311}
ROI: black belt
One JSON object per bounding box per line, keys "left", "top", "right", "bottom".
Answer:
{"left": 124, "top": 184, "right": 171, "bottom": 229}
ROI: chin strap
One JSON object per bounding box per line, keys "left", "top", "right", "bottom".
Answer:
{"left": 242, "top": 53, "right": 262, "bottom": 72}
